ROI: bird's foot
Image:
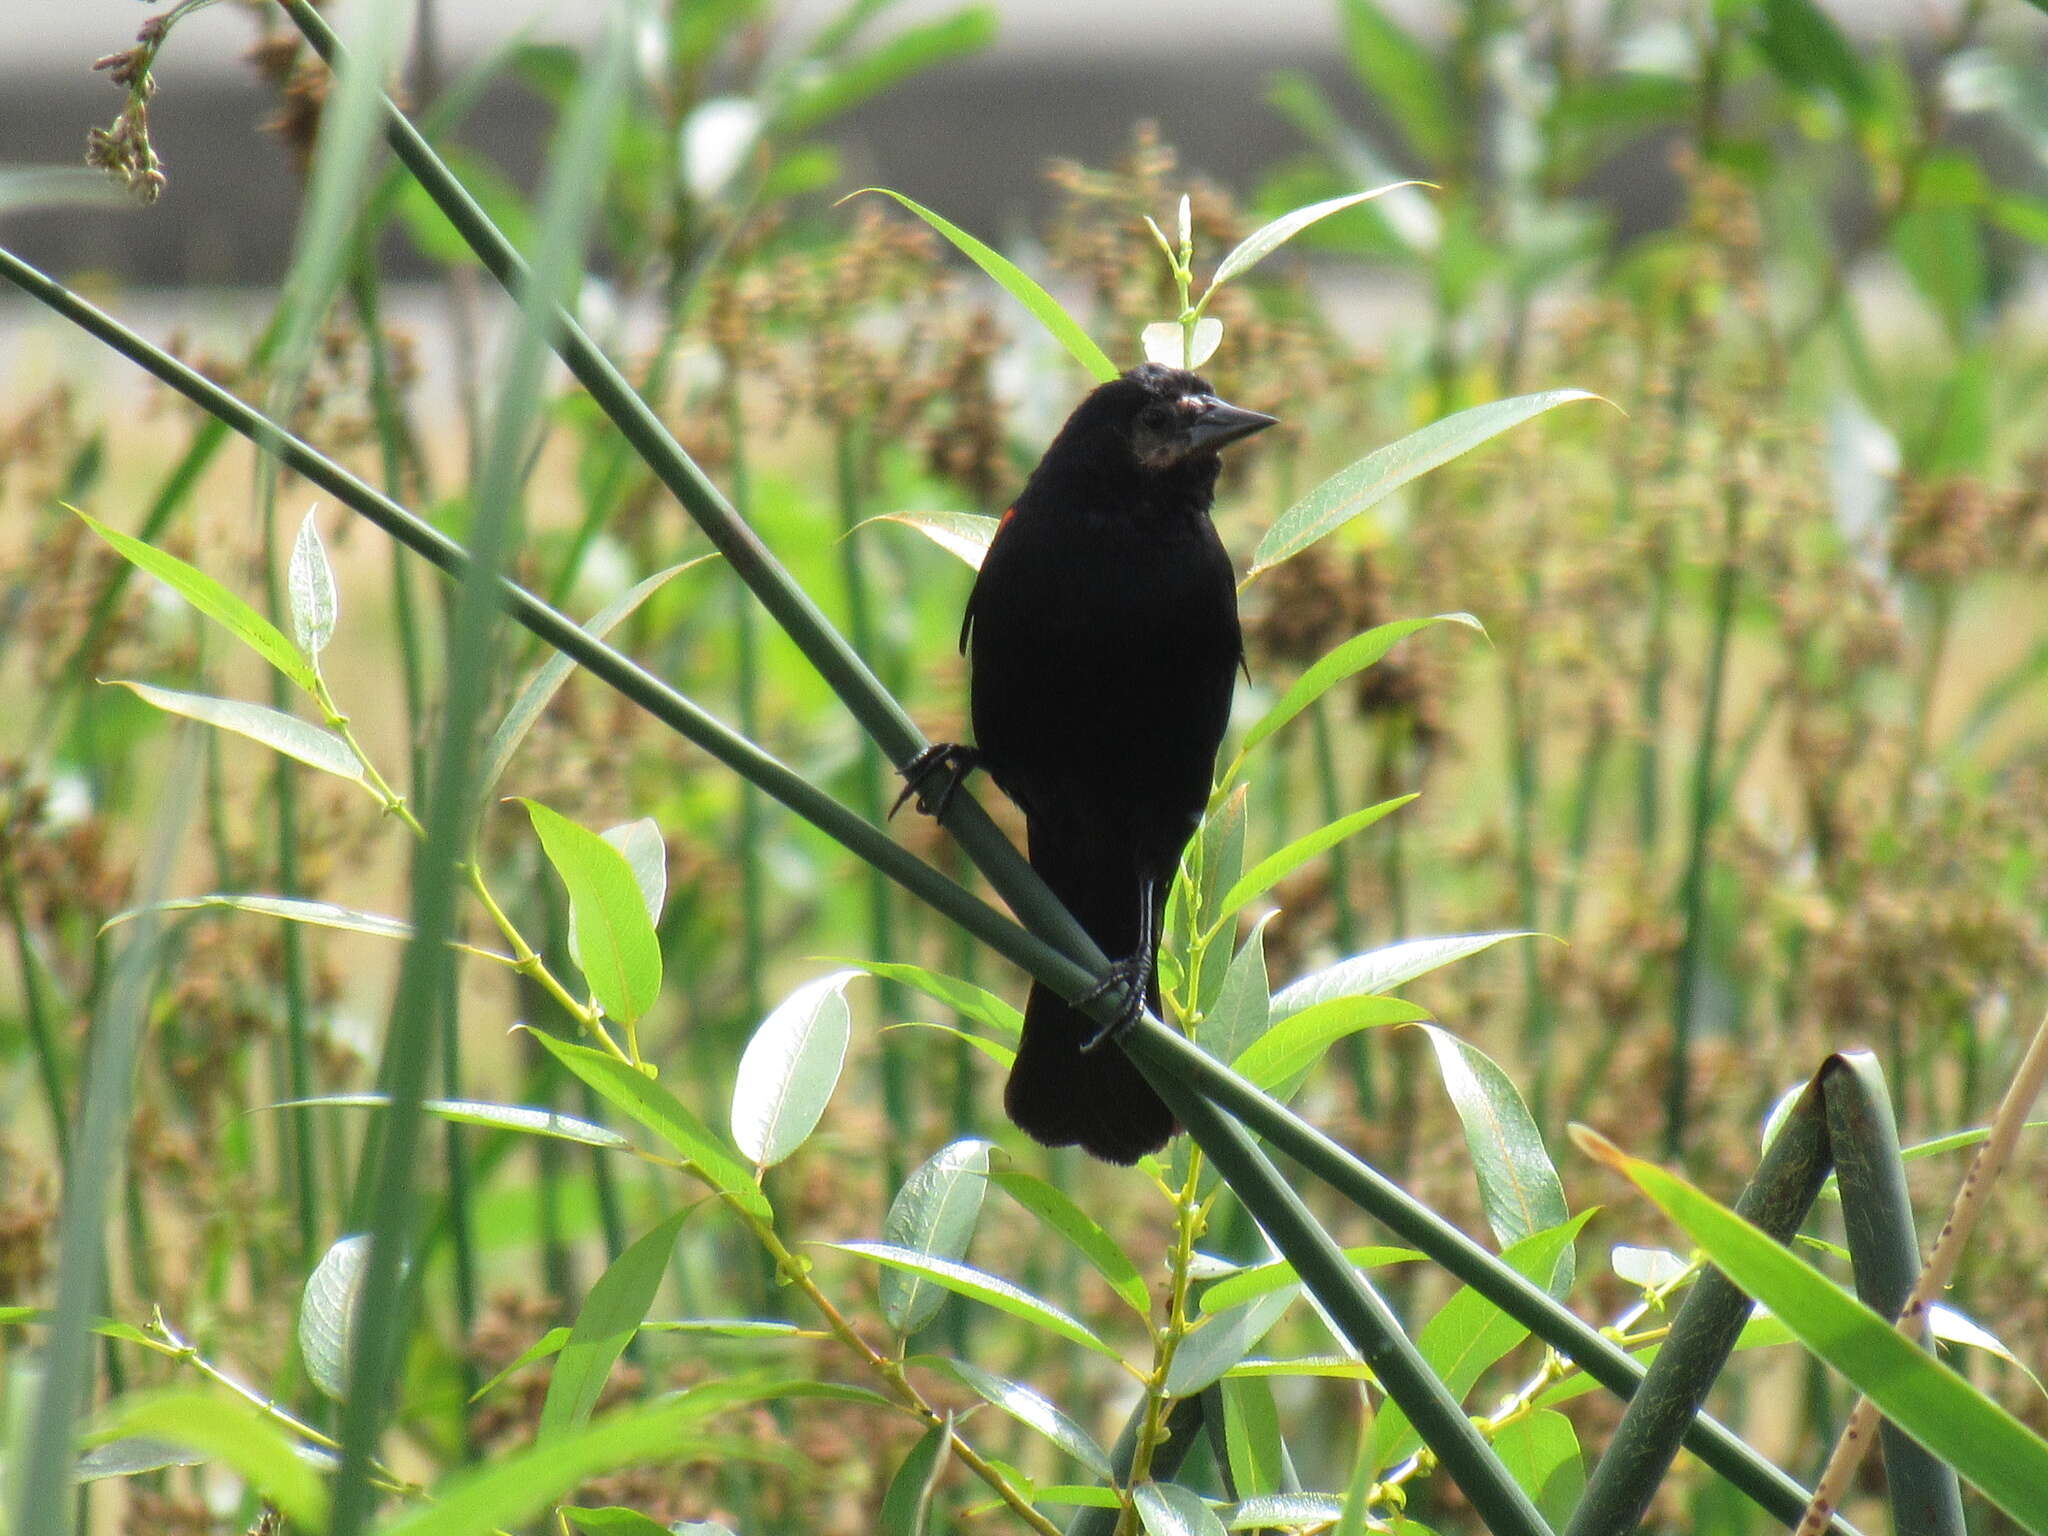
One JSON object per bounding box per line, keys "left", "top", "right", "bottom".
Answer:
{"left": 890, "top": 742, "right": 982, "bottom": 822}
{"left": 1075, "top": 951, "right": 1153, "bottom": 1053}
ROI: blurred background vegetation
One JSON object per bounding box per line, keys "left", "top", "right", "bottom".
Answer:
{"left": 4, "top": 0, "right": 2048, "bottom": 1531}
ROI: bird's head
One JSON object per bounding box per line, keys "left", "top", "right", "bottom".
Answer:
{"left": 1080, "top": 363, "right": 1279, "bottom": 474}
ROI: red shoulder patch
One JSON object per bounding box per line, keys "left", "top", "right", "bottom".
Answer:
{"left": 997, "top": 504, "right": 1016, "bottom": 532}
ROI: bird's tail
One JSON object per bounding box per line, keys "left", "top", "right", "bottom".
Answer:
{"left": 1003, "top": 828, "right": 1176, "bottom": 1164}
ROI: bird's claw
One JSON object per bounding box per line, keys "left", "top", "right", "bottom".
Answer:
{"left": 891, "top": 742, "right": 981, "bottom": 822}
{"left": 1076, "top": 952, "right": 1151, "bottom": 1053}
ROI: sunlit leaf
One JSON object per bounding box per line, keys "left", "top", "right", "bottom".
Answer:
{"left": 852, "top": 510, "right": 1001, "bottom": 569}
{"left": 1208, "top": 184, "right": 1423, "bottom": 290}
{"left": 988, "top": 1168, "right": 1150, "bottom": 1315}
{"left": 299, "top": 1235, "right": 372, "bottom": 1402}
{"left": 731, "top": 970, "right": 857, "bottom": 1167}
{"left": 112, "top": 683, "right": 364, "bottom": 785}
{"left": 540, "top": 1211, "right": 689, "bottom": 1440}
{"left": 524, "top": 800, "right": 663, "bottom": 1027}
{"left": 1420, "top": 1025, "right": 1570, "bottom": 1268}
{"left": 879, "top": 1139, "right": 993, "bottom": 1333}
{"left": 287, "top": 507, "right": 338, "bottom": 657}
{"left": 916, "top": 1354, "right": 1113, "bottom": 1477}
{"left": 832, "top": 1243, "right": 1118, "bottom": 1358}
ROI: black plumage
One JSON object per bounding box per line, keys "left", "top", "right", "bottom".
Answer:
{"left": 914, "top": 363, "right": 1275, "bottom": 1163}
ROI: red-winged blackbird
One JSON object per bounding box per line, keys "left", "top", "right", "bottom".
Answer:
{"left": 903, "top": 363, "right": 1276, "bottom": 1163}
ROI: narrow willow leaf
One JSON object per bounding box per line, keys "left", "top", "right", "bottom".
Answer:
{"left": 73, "top": 506, "right": 316, "bottom": 692}
{"left": 1587, "top": 1134, "right": 2048, "bottom": 1530}
{"left": 267, "top": 1095, "right": 633, "bottom": 1150}
{"left": 1249, "top": 391, "right": 1605, "bottom": 574}
{"left": 988, "top": 1168, "right": 1150, "bottom": 1315}
{"left": 1208, "top": 184, "right": 1422, "bottom": 289}
{"left": 1219, "top": 1377, "right": 1287, "bottom": 1497}
{"left": 478, "top": 1316, "right": 812, "bottom": 1404}
{"left": 602, "top": 818, "right": 667, "bottom": 926}
{"left": 916, "top": 1354, "right": 1113, "bottom": 1478}
{"left": 1195, "top": 914, "right": 1274, "bottom": 1067}
{"left": 832, "top": 1242, "right": 1118, "bottom": 1358}
{"left": 879, "top": 1139, "right": 993, "bottom": 1333}
{"left": 112, "top": 683, "right": 365, "bottom": 785}
{"left": 883, "top": 1020, "right": 1017, "bottom": 1070}
{"left": 75, "top": 1437, "right": 207, "bottom": 1482}
{"left": 523, "top": 1030, "right": 769, "bottom": 1219}
{"left": 831, "top": 958, "right": 1022, "bottom": 1039}
{"left": 1420, "top": 1025, "right": 1570, "bottom": 1266}
{"left": 105, "top": 894, "right": 411, "bottom": 943}
{"left": 1927, "top": 1304, "right": 2048, "bottom": 1398}
{"left": 299, "top": 1234, "right": 372, "bottom": 1401}
{"left": 1238, "top": 616, "right": 1480, "bottom": 757}
{"left": 879, "top": 1415, "right": 951, "bottom": 1536}
{"left": 1134, "top": 1480, "right": 1229, "bottom": 1536}
{"left": 1194, "top": 782, "right": 1251, "bottom": 941}
{"left": 563, "top": 1508, "right": 674, "bottom": 1536}
{"left": 1232, "top": 995, "right": 1426, "bottom": 1096}
{"left": 85, "top": 1392, "right": 329, "bottom": 1527}
{"left": 731, "top": 970, "right": 857, "bottom": 1167}
{"left": 1226, "top": 1357, "right": 1374, "bottom": 1380}
{"left": 1367, "top": 1213, "right": 1593, "bottom": 1469}
{"left": 1166, "top": 1286, "right": 1299, "bottom": 1397}
{"left": 540, "top": 1210, "right": 689, "bottom": 1440}
{"left": 1270, "top": 932, "right": 1537, "bottom": 1020}
{"left": 479, "top": 559, "right": 707, "bottom": 800}
{"left": 287, "top": 507, "right": 338, "bottom": 657}
{"left": 1225, "top": 1494, "right": 1345, "bottom": 1529}
{"left": 1211, "top": 794, "right": 1417, "bottom": 927}
{"left": 524, "top": 800, "right": 663, "bottom": 1027}
{"left": 1199, "top": 1245, "right": 1421, "bottom": 1313}
{"left": 1611, "top": 1245, "right": 1690, "bottom": 1291}
{"left": 849, "top": 188, "right": 1118, "bottom": 380}
{"left": 852, "top": 510, "right": 1001, "bottom": 569}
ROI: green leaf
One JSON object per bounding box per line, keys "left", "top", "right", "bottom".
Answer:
{"left": 1232, "top": 995, "right": 1427, "bottom": 1097}
{"left": 105, "top": 894, "right": 412, "bottom": 944}
{"left": 480, "top": 559, "right": 707, "bottom": 801}
{"left": 524, "top": 1030, "right": 769, "bottom": 1219}
{"left": 879, "top": 1139, "right": 994, "bottom": 1333}
{"left": 1211, "top": 795, "right": 1417, "bottom": 927}
{"left": 1236, "top": 616, "right": 1481, "bottom": 758}
{"left": 1167, "top": 1285, "right": 1299, "bottom": 1397}
{"left": 563, "top": 1509, "right": 675, "bottom": 1536}
{"left": 731, "top": 970, "right": 858, "bottom": 1167}
{"left": 1219, "top": 1377, "right": 1287, "bottom": 1498}
{"left": 1193, "top": 783, "right": 1251, "bottom": 953}
{"left": 287, "top": 507, "right": 338, "bottom": 657}
{"left": 1248, "top": 392, "right": 1604, "bottom": 574}
{"left": 1195, "top": 914, "right": 1274, "bottom": 1067}
{"left": 1270, "top": 932, "right": 1538, "bottom": 1019}
{"left": 850, "top": 188, "right": 1118, "bottom": 380}
{"left": 831, "top": 958, "right": 1022, "bottom": 1039}
{"left": 603, "top": 818, "right": 667, "bottom": 925}
{"left": 1601, "top": 1142, "right": 2048, "bottom": 1531}
{"left": 777, "top": 8, "right": 998, "bottom": 134}
{"left": 1894, "top": 200, "right": 1986, "bottom": 346}
{"left": 884, "top": 1019, "right": 1016, "bottom": 1069}
{"left": 378, "top": 1385, "right": 828, "bottom": 1536}
{"left": 915, "top": 1354, "right": 1113, "bottom": 1478}
{"left": 1134, "top": 1480, "right": 1229, "bottom": 1536}
{"left": 268, "top": 1094, "right": 634, "bottom": 1150}
{"left": 1493, "top": 1410, "right": 1583, "bottom": 1529}
{"left": 852, "top": 510, "right": 1002, "bottom": 569}
{"left": 469, "top": 1319, "right": 812, "bottom": 1403}
{"left": 879, "top": 1416, "right": 951, "bottom": 1536}
{"left": 524, "top": 800, "right": 664, "bottom": 1027}
{"left": 1225, "top": 1494, "right": 1346, "bottom": 1530}
{"left": 299, "top": 1234, "right": 371, "bottom": 1401}
{"left": 1337, "top": 0, "right": 1454, "bottom": 161}
{"left": 1199, "top": 1245, "right": 1421, "bottom": 1313}
{"left": 111, "top": 683, "right": 365, "bottom": 785}
{"left": 1419, "top": 1025, "right": 1570, "bottom": 1270}
{"left": 74, "top": 1436, "right": 207, "bottom": 1482}
{"left": 988, "top": 1168, "right": 1150, "bottom": 1315}
{"left": 1207, "top": 184, "right": 1422, "bottom": 292}
{"left": 72, "top": 506, "right": 316, "bottom": 691}
{"left": 540, "top": 1210, "right": 690, "bottom": 1440}
{"left": 1754, "top": 0, "right": 1871, "bottom": 117}
{"left": 1367, "top": 1213, "right": 1593, "bottom": 1469}
{"left": 831, "top": 1242, "right": 1118, "bottom": 1359}
{"left": 85, "top": 1392, "right": 329, "bottom": 1528}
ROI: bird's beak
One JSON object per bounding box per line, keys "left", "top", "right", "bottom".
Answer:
{"left": 1184, "top": 396, "right": 1279, "bottom": 453}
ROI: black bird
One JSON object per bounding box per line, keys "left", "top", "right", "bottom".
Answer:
{"left": 902, "top": 363, "right": 1276, "bottom": 1163}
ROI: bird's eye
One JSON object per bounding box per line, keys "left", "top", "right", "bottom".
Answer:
{"left": 1139, "top": 403, "right": 1172, "bottom": 429}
